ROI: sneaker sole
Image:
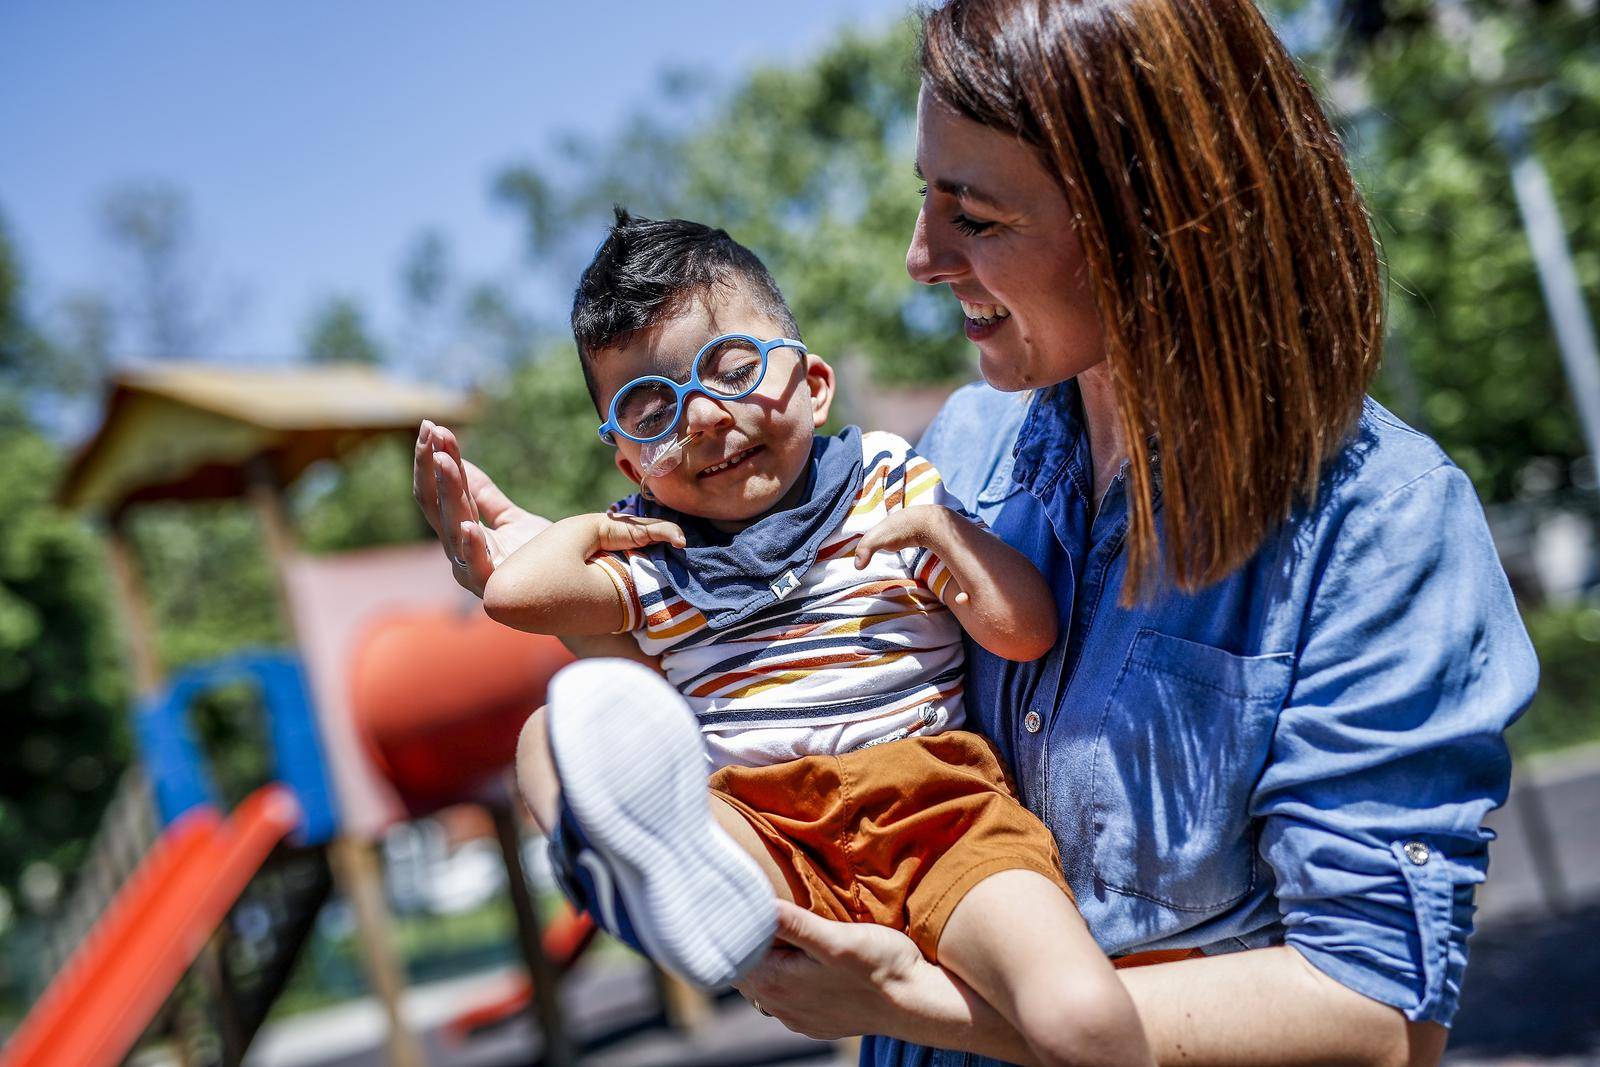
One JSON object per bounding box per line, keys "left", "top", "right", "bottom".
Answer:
{"left": 547, "top": 658, "right": 776, "bottom": 988}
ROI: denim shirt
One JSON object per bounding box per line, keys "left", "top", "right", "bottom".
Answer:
{"left": 862, "top": 383, "right": 1538, "bottom": 1067}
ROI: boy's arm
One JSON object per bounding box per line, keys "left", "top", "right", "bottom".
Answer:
{"left": 854, "top": 506, "right": 1058, "bottom": 662}
{"left": 483, "top": 512, "right": 685, "bottom": 637}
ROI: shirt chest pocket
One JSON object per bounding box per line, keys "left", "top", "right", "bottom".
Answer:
{"left": 1088, "top": 629, "right": 1292, "bottom": 913}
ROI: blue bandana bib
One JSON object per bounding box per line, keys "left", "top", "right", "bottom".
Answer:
{"left": 623, "top": 425, "right": 864, "bottom": 631}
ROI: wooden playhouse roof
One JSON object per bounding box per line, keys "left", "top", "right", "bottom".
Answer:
{"left": 59, "top": 362, "right": 475, "bottom": 517}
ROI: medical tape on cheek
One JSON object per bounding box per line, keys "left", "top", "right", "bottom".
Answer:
{"left": 638, "top": 430, "right": 702, "bottom": 479}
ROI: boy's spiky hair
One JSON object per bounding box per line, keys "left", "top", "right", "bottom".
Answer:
{"left": 570, "top": 207, "right": 801, "bottom": 410}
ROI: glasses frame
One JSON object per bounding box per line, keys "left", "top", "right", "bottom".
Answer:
{"left": 597, "top": 333, "right": 808, "bottom": 445}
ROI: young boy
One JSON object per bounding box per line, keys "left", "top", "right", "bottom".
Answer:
{"left": 485, "top": 210, "right": 1151, "bottom": 1066}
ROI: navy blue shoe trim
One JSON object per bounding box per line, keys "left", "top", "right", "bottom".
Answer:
{"left": 547, "top": 800, "right": 646, "bottom": 954}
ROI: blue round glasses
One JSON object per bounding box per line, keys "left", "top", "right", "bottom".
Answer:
{"left": 597, "top": 333, "right": 808, "bottom": 445}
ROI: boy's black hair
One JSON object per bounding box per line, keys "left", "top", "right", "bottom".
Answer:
{"left": 571, "top": 207, "right": 801, "bottom": 411}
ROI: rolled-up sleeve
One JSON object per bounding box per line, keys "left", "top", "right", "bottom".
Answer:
{"left": 1252, "top": 464, "right": 1538, "bottom": 1024}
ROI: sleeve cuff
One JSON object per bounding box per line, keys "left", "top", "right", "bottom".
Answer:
{"left": 1281, "top": 839, "right": 1470, "bottom": 1026}
{"left": 590, "top": 553, "right": 642, "bottom": 633}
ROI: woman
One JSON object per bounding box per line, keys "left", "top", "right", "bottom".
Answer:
{"left": 415, "top": 0, "right": 1537, "bottom": 1062}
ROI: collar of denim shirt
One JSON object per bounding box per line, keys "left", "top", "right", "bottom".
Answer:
{"left": 1009, "top": 381, "right": 1163, "bottom": 519}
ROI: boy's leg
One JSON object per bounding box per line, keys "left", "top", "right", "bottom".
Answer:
{"left": 514, "top": 705, "right": 560, "bottom": 832}
{"left": 937, "top": 870, "right": 1152, "bottom": 1067}
{"left": 519, "top": 658, "right": 779, "bottom": 989}
{"left": 516, "top": 701, "right": 794, "bottom": 903}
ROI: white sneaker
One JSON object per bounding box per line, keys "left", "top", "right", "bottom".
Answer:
{"left": 545, "top": 658, "right": 776, "bottom": 989}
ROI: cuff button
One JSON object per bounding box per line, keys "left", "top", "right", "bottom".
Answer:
{"left": 1404, "top": 841, "right": 1431, "bottom": 866}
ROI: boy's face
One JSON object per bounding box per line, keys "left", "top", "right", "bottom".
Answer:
{"left": 591, "top": 283, "right": 835, "bottom": 531}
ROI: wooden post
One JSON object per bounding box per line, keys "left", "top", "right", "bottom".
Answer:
{"left": 326, "top": 837, "right": 424, "bottom": 1067}
{"left": 103, "top": 521, "right": 162, "bottom": 697}
{"left": 104, "top": 519, "right": 249, "bottom": 1065}
{"left": 654, "top": 969, "right": 714, "bottom": 1032}
{"left": 246, "top": 461, "right": 424, "bottom": 1067}
{"left": 491, "top": 805, "right": 577, "bottom": 1066}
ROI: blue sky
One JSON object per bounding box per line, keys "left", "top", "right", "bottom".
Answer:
{"left": 1, "top": 1, "right": 914, "bottom": 364}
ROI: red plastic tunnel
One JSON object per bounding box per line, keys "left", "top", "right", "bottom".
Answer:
{"left": 349, "top": 610, "right": 573, "bottom": 814}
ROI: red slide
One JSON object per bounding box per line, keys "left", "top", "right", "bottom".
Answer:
{"left": 2, "top": 784, "right": 302, "bottom": 1067}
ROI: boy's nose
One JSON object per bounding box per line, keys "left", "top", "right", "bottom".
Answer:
{"left": 683, "top": 392, "right": 733, "bottom": 434}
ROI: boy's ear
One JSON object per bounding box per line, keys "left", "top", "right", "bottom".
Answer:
{"left": 804, "top": 353, "right": 836, "bottom": 428}
{"left": 614, "top": 449, "right": 645, "bottom": 488}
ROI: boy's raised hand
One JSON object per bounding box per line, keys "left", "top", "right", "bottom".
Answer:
{"left": 594, "top": 513, "right": 687, "bottom": 552}
{"left": 414, "top": 419, "right": 551, "bottom": 597}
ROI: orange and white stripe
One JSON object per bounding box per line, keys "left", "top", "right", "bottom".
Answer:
{"left": 601, "top": 431, "right": 982, "bottom": 770}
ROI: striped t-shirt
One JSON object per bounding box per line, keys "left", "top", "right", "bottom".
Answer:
{"left": 592, "top": 431, "right": 973, "bottom": 770}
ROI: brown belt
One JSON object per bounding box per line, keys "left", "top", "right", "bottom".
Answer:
{"left": 1112, "top": 947, "right": 1204, "bottom": 969}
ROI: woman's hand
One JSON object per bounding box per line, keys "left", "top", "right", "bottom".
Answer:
{"left": 735, "top": 901, "right": 1035, "bottom": 1061}
{"left": 736, "top": 903, "right": 934, "bottom": 1042}
{"left": 413, "top": 420, "right": 550, "bottom": 597}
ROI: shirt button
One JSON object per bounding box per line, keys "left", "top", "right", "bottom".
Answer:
{"left": 1404, "top": 841, "right": 1431, "bottom": 866}
{"left": 1023, "top": 710, "right": 1042, "bottom": 734}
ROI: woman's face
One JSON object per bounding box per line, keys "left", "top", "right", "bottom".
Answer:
{"left": 907, "top": 88, "right": 1105, "bottom": 392}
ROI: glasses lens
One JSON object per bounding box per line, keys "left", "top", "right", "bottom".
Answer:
{"left": 616, "top": 380, "right": 680, "bottom": 440}
{"left": 700, "top": 337, "right": 766, "bottom": 398}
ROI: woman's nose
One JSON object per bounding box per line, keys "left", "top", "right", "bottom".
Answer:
{"left": 683, "top": 391, "right": 734, "bottom": 434}
{"left": 906, "top": 209, "right": 965, "bottom": 285}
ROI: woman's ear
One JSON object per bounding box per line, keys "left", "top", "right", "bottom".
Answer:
{"left": 804, "top": 353, "right": 836, "bottom": 428}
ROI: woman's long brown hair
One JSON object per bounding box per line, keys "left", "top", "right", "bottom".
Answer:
{"left": 921, "top": 0, "right": 1384, "bottom": 602}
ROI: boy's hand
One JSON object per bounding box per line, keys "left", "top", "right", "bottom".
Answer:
{"left": 594, "top": 513, "right": 687, "bottom": 552}
{"left": 852, "top": 507, "right": 969, "bottom": 605}
{"left": 416, "top": 419, "right": 551, "bottom": 597}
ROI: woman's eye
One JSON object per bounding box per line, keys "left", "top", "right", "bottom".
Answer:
{"left": 952, "top": 214, "right": 996, "bottom": 236}
{"left": 918, "top": 182, "right": 995, "bottom": 235}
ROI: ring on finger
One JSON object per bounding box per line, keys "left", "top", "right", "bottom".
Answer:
{"left": 753, "top": 1001, "right": 771, "bottom": 1018}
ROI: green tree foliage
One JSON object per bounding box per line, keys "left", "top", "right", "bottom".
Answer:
{"left": 1305, "top": 2, "right": 1600, "bottom": 503}
{"left": 0, "top": 421, "right": 128, "bottom": 898}
{"left": 0, "top": 212, "right": 88, "bottom": 399}
{"left": 0, "top": 215, "right": 128, "bottom": 903}
{"left": 291, "top": 440, "right": 432, "bottom": 553}
{"left": 296, "top": 294, "right": 432, "bottom": 551}
{"left": 0, "top": 214, "right": 46, "bottom": 390}
{"left": 494, "top": 20, "right": 972, "bottom": 387}
{"left": 470, "top": 22, "right": 976, "bottom": 516}
{"left": 303, "top": 295, "right": 383, "bottom": 366}
{"left": 468, "top": 350, "right": 635, "bottom": 519}
{"left": 123, "top": 505, "right": 285, "bottom": 667}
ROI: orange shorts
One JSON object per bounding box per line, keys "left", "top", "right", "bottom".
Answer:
{"left": 708, "top": 729, "right": 1073, "bottom": 962}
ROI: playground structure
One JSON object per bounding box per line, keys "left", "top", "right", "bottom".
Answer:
{"left": 0, "top": 363, "right": 614, "bottom": 1067}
